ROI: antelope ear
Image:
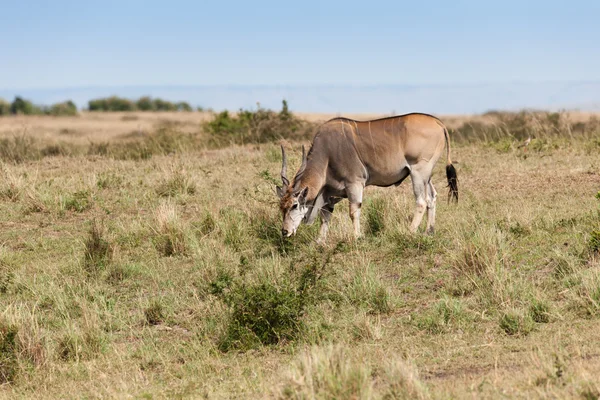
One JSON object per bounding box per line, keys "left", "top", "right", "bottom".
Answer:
{"left": 276, "top": 185, "right": 285, "bottom": 198}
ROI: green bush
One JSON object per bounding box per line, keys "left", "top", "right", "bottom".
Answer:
{"left": 204, "top": 100, "right": 314, "bottom": 146}
{"left": 176, "top": 101, "right": 192, "bottom": 112}
{"left": 0, "top": 99, "right": 10, "bottom": 115}
{"left": 219, "top": 282, "right": 305, "bottom": 352}
{"left": 152, "top": 98, "right": 177, "bottom": 111}
{"left": 49, "top": 100, "right": 78, "bottom": 116}
{"left": 10, "top": 96, "right": 41, "bottom": 115}
{"left": 90, "top": 96, "right": 195, "bottom": 112}
{"left": 209, "top": 271, "right": 234, "bottom": 296}
{"left": 136, "top": 96, "right": 155, "bottom": 111}
{"left": 88, "top": 96, "right": 136, "bottom": 112}
{"left": 0, "top": 97, "right": 77, "bottom": 117}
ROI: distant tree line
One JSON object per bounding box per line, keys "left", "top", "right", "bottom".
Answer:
{"left": 0, "top": 95, "right": 203, "bottom": 116}
{"left": 0, "top": 97, "right": 78, "bottom": 116}
{"left": 88, "top": 96, "right": 199, "bottom": 112}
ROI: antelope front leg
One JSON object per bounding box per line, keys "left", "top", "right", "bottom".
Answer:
{"left": 346, "top": 184, "right": 364, "bottom": 239}
{"left": 349, "top": 202, "right": 362, "bottom": 238}
{"left": 316, "top": 205, "right": 334, "bottom": 244}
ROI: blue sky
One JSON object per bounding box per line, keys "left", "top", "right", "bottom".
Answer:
{"left": 1, "top": 0, "right": 599, "bottom": 90}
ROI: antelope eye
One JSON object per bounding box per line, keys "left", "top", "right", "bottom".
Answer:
{"left": 291, "top": 204, "right": 298, "bottom": 210}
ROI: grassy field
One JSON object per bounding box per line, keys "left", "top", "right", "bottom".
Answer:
{"left": 0, "top": 111, "right": 599, "bottom": 399}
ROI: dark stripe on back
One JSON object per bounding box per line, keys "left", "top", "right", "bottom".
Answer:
{"left": 326, "top": 112, "right": 442, "bottom": 124}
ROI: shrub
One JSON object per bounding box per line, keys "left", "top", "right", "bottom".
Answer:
{"left": 10, "top": 96, "right": 41, "bottom": 115}
{"left": 204, "top": 100, "right": 314, "bottom": 146}
{"left": 1, "top": 97, "right": 77, "bottom": 117}
{"left": 209, "top": 270, "right": 234, "bottom": 296}
{"left": 0, "top": 99, "right": 10, "bottom": 116}
{"left": 219, "top": 282, "right": 305, "bottom": 351}
{"left": 136, "top": 96, "right": 155, "bottom": 111}
{"left": 176, "top": 101, "right": 192, "bottom": 112}
{"left": 90, "top": 96, "right": 194, "bottom": 112}
{"left": 88, "top": 96, "right": 136, "bottom": 112}
{"left": 49, "top": 100, "right": 77, "bottom": 116}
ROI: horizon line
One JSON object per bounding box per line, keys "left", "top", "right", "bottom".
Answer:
{"left": 2, "top": 79, "right": 600, "bottom": 93}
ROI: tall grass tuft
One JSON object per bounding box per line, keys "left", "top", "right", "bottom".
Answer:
{"left": 280, "top": 346, "right": 429, "bottom": 399}
{"left": 0, "top": 136, "right": 41, "bottom": 164}
{"left": 281, "top": 346, "right": 373, "bottom": 399}
{"left": 0, "top": 321, "right": 19, "bottom": 384}
{"left": 144, "top": 300, "right": 166, "bottom": 326}
{"left": 499, "top": 309, "right": 535, "bottom": 336}
{"left": 364, "top": 197, "right": 386, "bottom": 236}
{"left": 154, "top": 200, "right": 189, "bottom": 257}
{"left": 156, "top": 169, "right": 196, "bottom": 197}
{"left": 84, "top": 220, "right": 113, "bottom": 274}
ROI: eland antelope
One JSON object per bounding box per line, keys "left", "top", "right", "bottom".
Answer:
{"left": 276, "top": 113, "right": 458, "bottom": 242}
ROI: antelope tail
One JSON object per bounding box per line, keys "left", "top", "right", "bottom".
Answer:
{"left": 443, "top": 126, "right": 459, "bottom": 203}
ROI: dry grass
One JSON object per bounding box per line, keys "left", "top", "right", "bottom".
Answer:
{"left": 0, "top": 112, "right": 599, "bottom": 398}
{"left": 0, "top": 111, "right": 213, "bottom": 145}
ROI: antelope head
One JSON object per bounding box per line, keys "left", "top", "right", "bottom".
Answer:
{"left": 276, "top": 145, "right": 309, "bottom": 237}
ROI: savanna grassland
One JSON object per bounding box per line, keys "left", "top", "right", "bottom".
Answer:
{"left": 0, "top": 108, "right": 600, "bottom": 399}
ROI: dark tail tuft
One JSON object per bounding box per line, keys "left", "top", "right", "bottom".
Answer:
{"left": 446, "top": 164, "right": 458, "bottom": 203}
